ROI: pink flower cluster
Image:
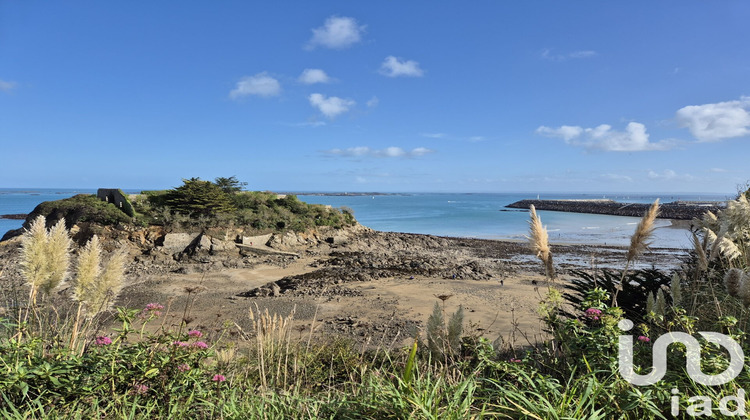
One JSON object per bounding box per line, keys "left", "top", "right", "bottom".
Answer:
{"left": 585, "top": 308, "right": 602, "bottom": 321}
{"left": 95, "top": 336, "right": 112, "bottom": 346}
{"left": 132, "top": 384, "right": 149, "bottom": 395}
{"left": 188, "top": 330, "right": 203, "bottom": 338}
{"left": 509, "top": 358, "right": 522, "bottom": 363}
{"left": 177, "top": 363, "right": 191, "bottom": 372}
{"left": 212, "top": 374, "right": 226, "bottom": 382}
{"left": 140, "top": 302, "right": 164, "bottom": 319}
{"left": 192, "top": 341, "right": 208, "bottom": 349}
{"left": 638, "top": 335, "right": 651, "bottom": 343}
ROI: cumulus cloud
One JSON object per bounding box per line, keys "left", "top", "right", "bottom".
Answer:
{"left": 324, "top": 146, "right": 435, "bottom": 158}
{"left": 229, "top": 72, "right": 281, "bottom": 99}
{"left": 298, "top": 68, "right": 331, "bottom": 84}
{"left": 380, "top": 56, "right": 424, "bottom": 77}
{"left": 675, "top": 96, "right": 750, "bottom": 142}
{"left": 0, "top": 79, "right": 16, "bottom": 92}
{"left": 541, "top": 48, "right": 597, "bottom": 61}
{"left": 308, "top": 93, "right": 355, "bottom": 119}
{"left": 307, "top": 16, "right": 365, "bottom": 50}
{"left": 536, "top": 122, "right": 673, "bottom": 152}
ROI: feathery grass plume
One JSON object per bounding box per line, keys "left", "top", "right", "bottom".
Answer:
{"left": 41, "top": 219, "right": 72, "bottom": 295}
{"left": 670, "top": 273, "right": 682, "bottom": 307}
{"left": 654, "top": 288, "right": 666, "bottom": 317}
{"left": 726, "top": 194, "right": 750, "bottom": 228}
{"left": 724, "top": 268, "right": 743, "bottom": 298}
{"left": 691, "top": 231, "right": 708, "bottom": 272}
{"left": 646, "top": 292, "right": 655, "bottom": 314}
{"left": 701, "top": 211, "right": 720, "bottom": 233}
{"left": 94, "top": 250, "right": 126, "bottom": 312}
{"left": 717, "top": 236, "right": 742, "bottom": 261}
{"left": 74, "top": 236, "right": 101, "bottom": 305}
{"left": 626, "top": 199, "right": 660, "bottom": 263}
{"left": 527, "top": 205, "right": 555, "bottom": 280}
{"left": 19, "top": 216, "right": 50, "bottom": 299}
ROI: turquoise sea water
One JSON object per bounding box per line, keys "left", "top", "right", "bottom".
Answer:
{"left": 0, "top": 189, "right": 731, "bottom": 248}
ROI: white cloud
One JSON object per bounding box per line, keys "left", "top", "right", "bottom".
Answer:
{"left": 366, "top": 96, "right": 379, "bottom": 107}
{"left": 0, "top": 79, "right": 17, "bottom": 92}
{"left": 541, "top": 48, "right": 597, "bottom": 61}
{"left": 468, "top": 136, "right": 485, "bottom": 142}
{"left": 600, "top": 173, "right": 633, "bottom": 182}
{"left": 298, "top": 68, "right": 331, "bottom": 84}
{"left": 307, "top": 16, "right": 365, "bottom": 50}
{"left": 647, "top": 169, "right": 694, "bottom": 181}
{"left": 308, "top": 93, "right": 355, "bottom": 119}
{"left": 324, "top": 146, "right": 435, "bottom": 158}
{"left": 536, "top": 122, "right": 673, "bottom": 152}
{"left": 229, "top": 72, "right": 281, "bottom": 99}
{"left": 675, "top": 96, "right": 750, "bottom": 142}
{"left": 379, "top": 56, "right": 424, "bottom": 77}
{"left": 420, "top": 133, "right": 446, "bottom": 139}
{"left": 709, "top": 168, "right": 728, "bottom": 173}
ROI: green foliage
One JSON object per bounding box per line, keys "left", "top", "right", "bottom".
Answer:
{"left": 213, "top": 176, "right": 247, "bottom": 194}
{"left": 426, "top": 302, "right": 464, "bottom": 363}
{"left": 164, "top": 178, "right": 236, "bottom": 217}
{"left": 25, "top": 194, "right": 132, "bottom": 228}
{"left": 116, "top": 189, "right": 136, "bottom": 217}
{"left": 564, "top": 268, "right": 672, "bottom": 321}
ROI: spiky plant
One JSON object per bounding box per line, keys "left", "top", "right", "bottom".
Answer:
{"left": 527, "top": 205, "right": 555, "bottom": 280}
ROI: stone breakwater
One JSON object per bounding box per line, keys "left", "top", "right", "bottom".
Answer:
{"left": 506, "top": 199, "right": 724, "bottom": 220}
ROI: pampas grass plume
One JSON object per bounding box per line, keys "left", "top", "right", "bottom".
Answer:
{"left": 527, "top": 205, "right": 555, "bottom": 279}
{"left": 20, "top": 216, "right": 50, "bottom": 294}
{"left": 724, "top": 268, "right": 744, "bottom": 299}
{"left": 74, "top": 235, "right": 101, "bottom": 305}
{"left": 42, "top": 219, "right": 72, "bottom": 294}
{"left": 691, "top": 231, "right": 708, "bottom": 272}
{"left": 627, "top": 199, "right": 659, "bottom": 263}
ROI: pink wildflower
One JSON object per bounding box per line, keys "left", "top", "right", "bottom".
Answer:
{"left": 172, "top": 341, "right": 189, "bottom": 347}
{"left": 638, "top": 335, "right": 651, "bottom": 343}
{"left": 509, "top": 358, "right": 522, "bottom": 363}
{"left": 188, "top": 330, "right": 203, "bottom": 338}
{"left": 192, "top": 341, "right": 209, "bottom": 349}
{"left": 132, "top": 384, "right": 149, "bottom": 395}
{"left": 585, "top": 308, "right": 602, "bottom": 321}
{"left": 177, "top": 363, "right": 191, "bottom": 372}
{"left": 95, "top": 336, "right": 112, "bottom": 346}
{"left": 145, "top": 303, "right": 164, "bottom": 311}
{"left": 212, "top": 374, "right": 226, "bottom": 382}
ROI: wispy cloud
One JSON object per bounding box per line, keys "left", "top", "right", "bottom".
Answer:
{"left": 0, "top": 79, "right": 17, "bottom": 92}
{"left": 647, "top": 169, "right": 694, "bottom": 181}
{"left": 323, "top": 146, "right": 434, "bottom": 158}
{"left": 420, "top": 132, "right": 446, "bottom": 139}
{"left": 541, "top": 48, "right": 597, "bottom": 61}
{"left": 366, "top": 96, "right": 379, "bottom": 108}
{"left": 536, "top": 122, "right": 674, "bottom": 152}
{"left": 298, "top": 68, "right": 332, "bottom": 84}
{"left": 229, "top": 72, "right": 281, "bottom": 99}
{"left": 600, "top": 173, "right": 633, "bottom": 182}
{"left": 467, "top": 136, "right": 485, "bottom": 142}
{"left": 709, "top": 167, "right": 728, "bottom": 173}
{"left": 676, "top": 96, "right": 750, "bottom": 142}
{"left": 308, "top": 93, "right": 355, "bottom": 119}
{"left": 380, "top": 56, "right": 424, "bottom": 77}
{"left": 306, "top": 16, "right": 365, "bottom": 50}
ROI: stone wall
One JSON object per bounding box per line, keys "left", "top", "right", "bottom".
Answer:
{"left": 506, "top": 199, "right": 724, "bottom": 220}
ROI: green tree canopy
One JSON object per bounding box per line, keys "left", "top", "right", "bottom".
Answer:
{"left": 214, "top": 176, "right": 247, "bottom": 194}
{"left": 164, "top": 178, "right": 236, "bottom": 217}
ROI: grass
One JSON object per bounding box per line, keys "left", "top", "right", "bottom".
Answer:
{"left": 3, "top": 195, "right": 750, "bottom": 418}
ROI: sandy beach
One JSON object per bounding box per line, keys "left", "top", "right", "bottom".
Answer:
{"left": 57, "top": 228, "right": 684, "bottom": 350}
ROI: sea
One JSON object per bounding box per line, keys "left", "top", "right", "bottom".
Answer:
{"left": 0, "top": 189, "right": 732, "bottom": 249}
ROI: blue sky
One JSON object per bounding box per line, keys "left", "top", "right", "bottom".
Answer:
{"left": 1, "top": 1, "right": 749, "bottom": 193}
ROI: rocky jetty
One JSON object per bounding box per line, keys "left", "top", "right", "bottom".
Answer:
{"left": 506, "top": 199, "right": 724, "bottom": 220}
